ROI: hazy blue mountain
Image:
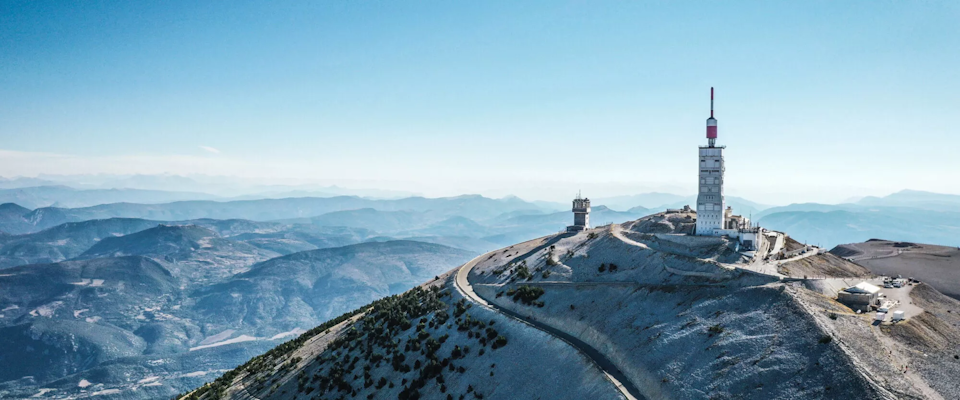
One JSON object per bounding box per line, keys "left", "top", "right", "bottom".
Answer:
{"left": 191, "top": 241, "right": 475, "bottom": 332}
{"left": 0, "top": 203, "right": 34, "bottom": 235}
{"left": 389, "top": 235, "right": 503, "bottom": 253}
{"left": 0, "top": 174, "right": 418, "bottom": 199}
{"left": 0, "top": 177, "right": 61, "bottom": 189}
{"left": 658, "top": 195, "right": 769, "bottom": 217}
{"left": 759, "top": 209, "right": 960, "bottom": 248}
{"left": 307, "top": 208, "right": 435, "bottom": 232}
{"left": 753, "top": 190, "right": 960, "bottom": 248}
{"left": 229, "top": 225, "right": 373, "bottom": 255}
{"left": 0, "top": 217, "right": 377, "bottom": 269}
{"left": 3, "top": 194, "right": 551, "bottom": 234}
{"left": 857, "top": 189, "right": 960, "bottom": 211}
{"left": 753, "top": 202, "right": 861, "bottom": 220}
{"left": 76, "top": 225, "right": 280, "bottom": 286}
{"left": 594, "top": 192, "right": 689, "bottom": 210}
{"left": 0, "top": 218, "right": 162, "bottom": 268}
{"left": 0, "top": 186, "right": 222, "bottom": 209}
{"left": 403, "top": 216, "right": 491, "bottom": 237}
{"left": 530, "top": 200, "right": 567, "bottom": 212}
{"left": 0, "top": 256, "right": 179, "bottom": 383}
{"left": 756, "top": 190, "right": 960, "bottom": 220}
{"left": 0, "top": 237, "right": 474, "bottom": 398}
{"left": 476, "top": 205, "right": 654, "bottom": 247}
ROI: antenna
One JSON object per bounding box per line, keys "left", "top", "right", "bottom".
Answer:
{"left": 710, "top": 87, "right": 714, "bottom": 118}
{"left": 706, "top": 87, "right": 718, "bottom": 146}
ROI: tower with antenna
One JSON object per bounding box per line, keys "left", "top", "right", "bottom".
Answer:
{"left": 567, "top": 191, "right": 591, "bottom": 232}
{"left": 696, "top": 87, "right": 727, "bottom": 236}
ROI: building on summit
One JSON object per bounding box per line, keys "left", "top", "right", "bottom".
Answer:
{"left": 695, "top": 88, "right": 762, "bottom": 250}
{"left": 567, "top": 192, "right": 590, "bottom": 232}
{"left": 696, "top": 87, "right": 727, "bottom": 236}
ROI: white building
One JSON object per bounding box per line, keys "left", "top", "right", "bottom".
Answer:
{"left": 696, "top": 87, "right": 726, "bottom": 236}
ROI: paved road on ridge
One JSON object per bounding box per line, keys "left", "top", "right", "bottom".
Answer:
{"left": 454, "top": 251, "right": 644, "bottom": 400}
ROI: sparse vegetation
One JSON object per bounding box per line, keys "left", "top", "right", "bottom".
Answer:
{"left": 515, "top": 261, "right": 532, "bottom": 280}
{"left": 178, "top": 284, "right": 510, "bottom": 400}
{"left": 507, "top": 285, "right": 545, "bottom": 306}
{"left": 707, "top": 324, "right": 724, "bottom": 335}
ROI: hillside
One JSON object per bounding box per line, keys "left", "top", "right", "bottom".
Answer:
{"left": 0, "top": 257, "right": 178, "bottom": 383}
{"left": 0, "top": 217, "right": 376, "bottom": 270}
{"left": 0, "top": 239, "right": 474, "bottom": 399}
{"left": 182, "top": 276, "right": 623, "bottom": 400}
{"left": 0, "top": 218, "right": 161, "bottom": 268}
{"left": 191, "top": 241, "right": 475, "bottom": 332}
{"left": 76, "top": 224, "right": 280, "bottom": 286}
{"left": 186, "top": 212, "right": 960, "bottom": 400}
{"left": 831, "top": 239, "right": 960, "bottom": 300}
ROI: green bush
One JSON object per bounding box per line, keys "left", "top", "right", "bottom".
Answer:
{"left": 515, "top": 263, "right": 532, "bottom": 280}
{"left": 510, "top": 285, "right": 545, "bottom": 305}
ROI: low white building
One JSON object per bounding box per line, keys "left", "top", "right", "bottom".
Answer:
{"left": 838, "top": 282, "right": 881, "bottom": 312}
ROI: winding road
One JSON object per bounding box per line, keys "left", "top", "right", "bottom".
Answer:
{"left": 454, "top": 251, "right": 644, "bottom": 400}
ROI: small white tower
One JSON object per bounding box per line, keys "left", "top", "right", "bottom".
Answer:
{"left": 696, "top": 87, "right": 726, "bottom": 236}
{"left": 567, "top": 192, "right": 591, "bottom": 232}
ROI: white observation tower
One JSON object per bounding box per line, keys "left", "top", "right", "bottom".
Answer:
{"left": 696, "top": 87, "right": 726, "bottom": 236}
{"left": 567, "top": 192, "right": 591, "bottom": 232}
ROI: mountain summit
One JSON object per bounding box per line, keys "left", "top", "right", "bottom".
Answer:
{"left": 181, "top": 211, "right": 960, "bottom": 400}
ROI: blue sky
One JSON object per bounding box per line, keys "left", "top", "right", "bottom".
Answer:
{"left": 1, "top": 1, "right": 958, "bottom": 204}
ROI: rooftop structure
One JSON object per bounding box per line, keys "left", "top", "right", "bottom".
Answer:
{"left": 567, "top": 192, "right": 591, "bottom": 232}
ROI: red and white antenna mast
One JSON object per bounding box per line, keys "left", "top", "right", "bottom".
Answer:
{"left": 706, "top": 87, "right": 718, "bottom": 147}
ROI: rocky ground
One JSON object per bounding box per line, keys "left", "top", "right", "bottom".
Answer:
{"left": 832, "top": 240, "right": 960, "bottom": 300}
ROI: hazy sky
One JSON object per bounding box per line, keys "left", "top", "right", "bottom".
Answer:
{"left": 2, "top": 1, "right": 958, "bottom": 205}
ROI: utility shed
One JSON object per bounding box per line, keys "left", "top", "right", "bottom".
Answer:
{"left": 838, "top": 282, "right": 881, "bottom": 312}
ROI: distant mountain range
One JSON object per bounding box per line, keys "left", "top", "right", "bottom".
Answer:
{"left": 0, "top": 194, "right": 549, "bottom": 235}
{"left": 3, "top": 185, "right": 960, "bottom": 252}
{"left": 0, "top": 186, "right": 221, "bottom": 209}
{"left": 0, "top": 228, "right": 471, "bottom": 398}
{"left": 0, "top": 175, "right": 417, "bottom": 199}
{"left": 0, "top": 194, "right": 657, "bottom": 256}
{"left": 758, "top": 190, "right": 960, "bottom": 248}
